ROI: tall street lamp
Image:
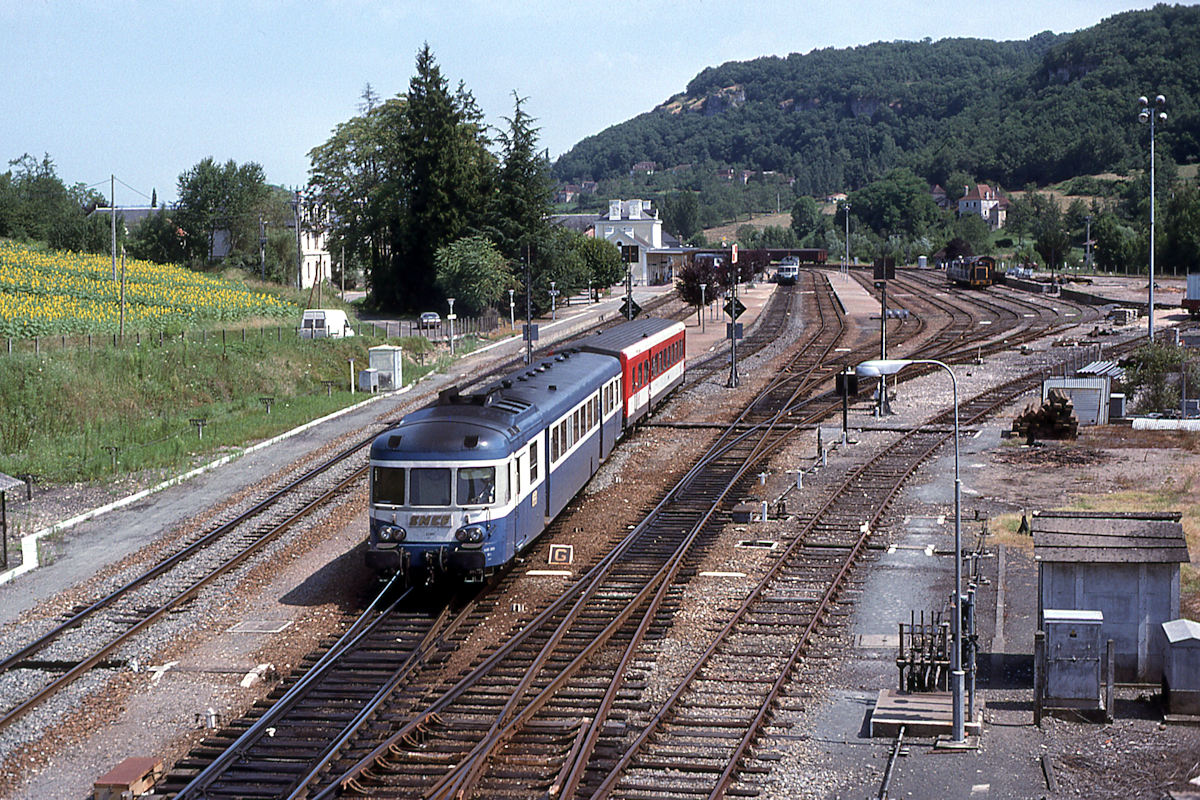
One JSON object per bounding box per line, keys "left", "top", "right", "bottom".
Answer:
{"left": 843, "top": 202, "right": 852, "bottom": 276}
{"left": 447, "top": 297, "right": 456, "bottom": 357}
{"left": 1084, "top": 215, "right": 1093, "bottom": 274}
{"left": 1138, "top": 93, "right": 1167, "bottom": 342}
{"left": 856, "top": 357, "right": 965, "bottom": 744}
{"left": 549, "top": 281, "right": 559, "bottom": 321}
{"left": 508, "top": 288, "right": 515, "bottom": 330}
{"left": 699, "top": 282, "right": 707, "bottom": 333}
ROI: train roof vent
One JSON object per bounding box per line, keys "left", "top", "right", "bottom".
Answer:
{"left": 464, "top": 434, "right": 479, "bottom": 448}
{"left": 549, "top": 385, "right": 557, "bottom": 391}
{"left": 502, "top": 379, "right": 513, "bottom": 388}
{"left": 387, "top": 434, "right": 402, "bottom": 448}
{"left": 491, "top": 397, "right": 531, "bottom": 414}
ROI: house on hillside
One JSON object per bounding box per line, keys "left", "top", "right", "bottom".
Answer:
{"left": 930, "top": 184, "right": 950, "bottom": 209}
{"left": 958, "top": 183, "right": 1008, "bottom": 230}
{"left": 630, "top": 161, "right": 657, "bottom": 176}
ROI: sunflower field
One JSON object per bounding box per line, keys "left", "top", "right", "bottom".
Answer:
{"left": 0, "top": 240, "right": 296, "bottom": 337}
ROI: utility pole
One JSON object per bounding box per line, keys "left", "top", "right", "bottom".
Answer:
{"left": 728, "top": 249, "right": 740, "bottom": 388}
{"left": 625, "top": 264, "right": 633, "bottom": 321}
{"left": 524, "top": 245, "right": 534, "bottom": 364}
{"left": 259, "top": 216, "right": 267, "bottom": 280}
{"left": 293, "top": 190, "right": 303, "bottom": 291}
{"left": 111, "top": 175, "right": 117, "bottom": 281}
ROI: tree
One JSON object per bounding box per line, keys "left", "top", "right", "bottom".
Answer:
{"left": 675, "top": 254, "right": 718, "bottom": 307}
{"left": 660, "top": 191, "right": 702, "bottom": 242}
{"left": 1027, "top": 192, "right": 1070, "bottom": 270}
{"left": 492, "top": 93, "right": 552, "bottom": 260}
{"left": 387, "top": 44, "right": 495, "bottom": 310}
{"left": 0, "top": 154, "right": 109, "bottom": 252}
{"left": 127, "top": 208, "right": 186, "bottom": 264}
{"left": 308, "top": 90, "right": 404, "bottom": 302}
{"left": 175, "top": 157, "right": 269, "bottom": 263}
{"left": 573, "top": 235, "right": 624, "bottom": 291}
{"left": 1163, "top": 181, "right": 1200, "bottom": 274}
{"left": 849, "top": 168, "right": 941, "bottom": 239}
{"left": 434, "top": 235, "right": 513, "bottom": 315}
{"left": 951, "top": 213, "right": 993, "bottom": 256}
{"left": 789, "top": 196, "right": 822, "bottom": 240}
{"left": 1093, "top": 212, "right": 1139, "bottom": 272}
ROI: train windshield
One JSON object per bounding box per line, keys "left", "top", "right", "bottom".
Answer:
{"left": 457, "top": 466, "right": 496, "bottom": 506}
{"left": 410, "top": 468, "right": 451, "bottom": 506}
{"left": 371, "top": 466, "right": 405, "bottom": 506}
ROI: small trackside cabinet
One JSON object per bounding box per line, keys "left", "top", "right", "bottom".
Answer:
{"left": 1162, "top": 618, "right": 1200, "bottom": 715}
{"left": 1045, "top": 609, "right": 1103, "bottom": 703}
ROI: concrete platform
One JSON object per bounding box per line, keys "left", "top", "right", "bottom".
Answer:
{"left": 869, "top": 689, "right": 983, "bottom": 738}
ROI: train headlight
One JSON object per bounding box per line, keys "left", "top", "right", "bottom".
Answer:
{"left": 455, "top": 524, "right": 485, "bottom": 544}
{"left": 378, "top": 525, "right": 406, "bottom": 543}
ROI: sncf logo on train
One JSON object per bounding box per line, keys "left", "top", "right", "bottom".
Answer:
{"left": 409, "top": 514, "right": 452, "bottom": 527}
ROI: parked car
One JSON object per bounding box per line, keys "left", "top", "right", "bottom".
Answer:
{"left": 418, "top": 311, "right": 441, "bottom": 330}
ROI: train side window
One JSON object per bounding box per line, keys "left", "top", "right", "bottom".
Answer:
{"left": 371, "top": 466, "right": 405, "bottom": 506}
{"left": 551, "top": 426, "right": 559, "bottom": 462}
{"left": 529, "top": 442, "right": 538, "bottom": 483}
{"left": 509, "top": 459, "right": 517, "bottom": 499}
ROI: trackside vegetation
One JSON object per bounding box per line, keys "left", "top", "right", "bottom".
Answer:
{"left": 0, "top": 331, "right": 453, "bottom": 484}
{"left": 0, "top": 238, "right": 467, "bottom": 483}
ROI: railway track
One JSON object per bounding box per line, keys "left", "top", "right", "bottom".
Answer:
{"left": 152, "top": 272, "right": 849, "bottom": 798}
{"left": 142, "top": 271, "right": 1121, "bottom": 798}
{"left": 0, "top": 438, "right": 378, "bottom": 750}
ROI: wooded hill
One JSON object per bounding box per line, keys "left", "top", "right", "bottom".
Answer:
{"left": 552, "top": 4, "right": 1200, "bottom": 194}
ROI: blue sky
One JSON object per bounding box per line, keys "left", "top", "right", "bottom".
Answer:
{"left": 0, "top": 0, "right": 1175, "bottom": 206}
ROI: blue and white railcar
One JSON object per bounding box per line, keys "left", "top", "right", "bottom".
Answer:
{"left": 367, "top": 350, "right": 622, "bottom": 581}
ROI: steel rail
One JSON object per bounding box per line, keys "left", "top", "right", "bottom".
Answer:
{"left": 0, "top": 432, "right": 379, "bottom": 678}
{"left": 173, "top": 575, "right": 414, "bottom": 798}
{"left": 415, "top": 276, "right": 856, "bottom": 799}
{"left": 307, "top": 279, "right": 847, "bottom": 798}
{"left": 588, "top": 331, "right": 1148, "bottom": 800}
{"left": 0, "top": 455, "right": 370, "bottom": 735}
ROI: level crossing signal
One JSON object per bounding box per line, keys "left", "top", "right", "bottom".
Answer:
{"left": 724, "top": 297, "right": 746, "bottom": 319}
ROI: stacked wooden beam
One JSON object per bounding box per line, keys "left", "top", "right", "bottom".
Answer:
{"left": 1012, "top": 388, "right": 1079, "bottom": 443}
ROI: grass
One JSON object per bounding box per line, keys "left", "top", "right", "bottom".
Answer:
{"left": 0, "top": 238, "right": 503, "bottom": 484}
{"left": 983, "top": 470, "right": 1200, "bottom": 618}
{"left": 0, "top": 322, "right": 464, "bottom": 484}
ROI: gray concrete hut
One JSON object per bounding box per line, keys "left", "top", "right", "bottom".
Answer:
{"left": 1033, "top": 510, "right": 1190, "bottom": 683}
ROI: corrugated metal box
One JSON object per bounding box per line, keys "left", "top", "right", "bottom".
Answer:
{"left": 1045, "top": 609, "right": 1104, "bottom": 703}
{"left": 1109, "top": 393, "right": 1127, "bottom": 419}
{"left": 368, "top": 345, "right": 404, "bottom": 389}
{"left": 1163, "top": 619, "right": 1200, "bottom": 715}
{"left": 1043, "top": 376, "right": 1110, "bottom": 425}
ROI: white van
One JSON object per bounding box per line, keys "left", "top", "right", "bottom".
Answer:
{"left": 299, "top": 309, "right": 355, "bottom": 339}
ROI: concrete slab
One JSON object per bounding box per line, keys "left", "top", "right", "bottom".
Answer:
{"left": 870, "top": 689, "right": 983, "bottom": 738}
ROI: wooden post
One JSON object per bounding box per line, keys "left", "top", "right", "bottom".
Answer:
{"left": 1034, "top": 630, "right": 1045, "bottom": 726}
{"left": 1105, "top": 639, "right": 1115, "bottom": 722}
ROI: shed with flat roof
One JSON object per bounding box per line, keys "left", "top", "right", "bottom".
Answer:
{"left": 1034, "top": 510, "right": 1189, "bottom": 682}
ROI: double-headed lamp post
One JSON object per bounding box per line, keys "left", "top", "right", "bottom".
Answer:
{"left": 1138, "top": 93, "right": 1167, "bottom": 342}
{"left": 856, "top": 357, "right": 965, "bottom": 744}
